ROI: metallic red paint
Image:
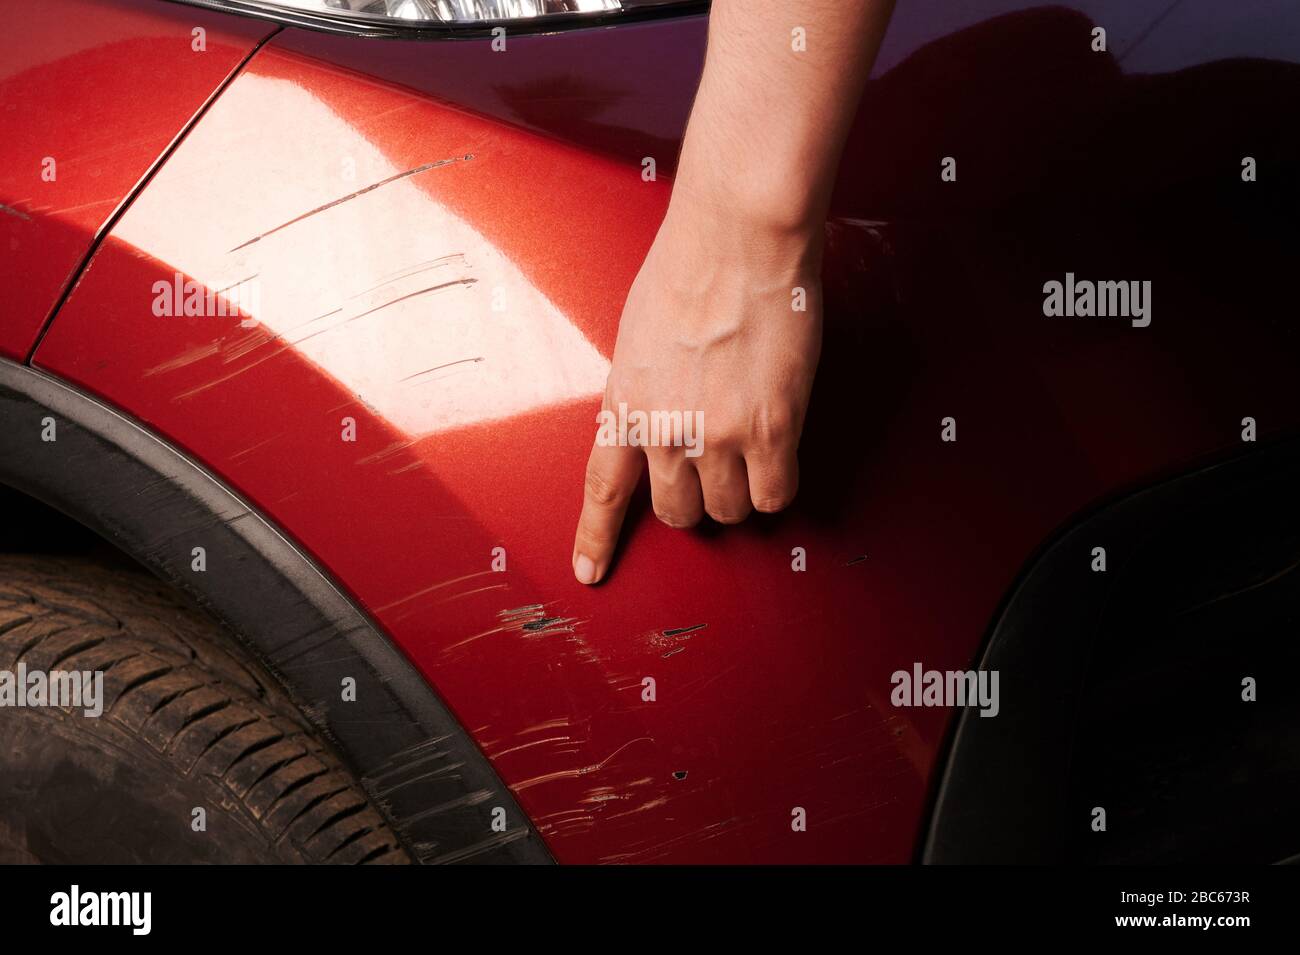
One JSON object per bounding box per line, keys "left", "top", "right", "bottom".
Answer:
{"left": 0, "top": 0, "right": 273, "bottom": 360}
{"left": 17, "top": 1, "right": 1300, "bottom": 862}
{"left": 271, "top": 16, "right": 708, "bottom": 174}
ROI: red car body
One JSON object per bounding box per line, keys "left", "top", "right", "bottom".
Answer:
{"left": 2, "top": 0, "right": 1298, "bottom": 863}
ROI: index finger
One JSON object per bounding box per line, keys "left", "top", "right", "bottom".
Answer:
{"left": 572, "top": 440, "right": 642, "bottom": 585}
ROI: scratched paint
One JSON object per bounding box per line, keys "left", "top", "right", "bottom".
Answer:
{"left": 43, "top": 31, "right": 1244, "bottom": 864}
{"left": 228, "top": 155, "right": 475, "bottom": 252}
{"left": 111, "top": 73, "right": 611, "bottom": 435}
{"left": 444, "top": 603, "right": 581, "bottom": 654}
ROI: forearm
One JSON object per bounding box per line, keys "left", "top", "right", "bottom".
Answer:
{"left": 672, "top": 0, "right": 895, "bottom": 233}
{"left": 571, "top": 1, "right": 896, "bottom": 583}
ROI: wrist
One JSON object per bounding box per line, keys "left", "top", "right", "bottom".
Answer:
{"left": 663, "top": 157, "right": 827, "bottom": 279}
{"left": 670, "top": 149, "right": 829, "bottom": 239}
{"left": 667, "top": 67, "right": 841, "bottom": 239}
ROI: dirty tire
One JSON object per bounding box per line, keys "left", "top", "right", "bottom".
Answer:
{"left": 0, "top": 554, "right": 410, "bottom": 864}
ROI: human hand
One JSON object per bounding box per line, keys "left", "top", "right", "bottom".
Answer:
{"left": 571, "top": 195, "right": 823, "bottom": 585}
{"left": 568, "top": 0, "right": 892, "bottom": 585}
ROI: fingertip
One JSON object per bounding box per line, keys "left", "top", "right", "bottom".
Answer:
{"left": 574, "top": 443, "right": 641, "bottom": 587}
{"left": 574, "top": 552, "right": 600, "bottom": 585}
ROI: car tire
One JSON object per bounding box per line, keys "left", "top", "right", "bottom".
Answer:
{"left": 0, "top": 553, "right": 410, "bottom": 864}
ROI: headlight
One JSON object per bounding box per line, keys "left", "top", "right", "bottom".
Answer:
{"left": 176, "top": 0, "right": 705, "bottom": 36}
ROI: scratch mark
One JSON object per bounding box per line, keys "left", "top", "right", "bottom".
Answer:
{"left": 654, "top": 623, "right": 708, "bottom": 657}
{"left": 213, "top": 274, "right": 258, "bottom": 296}
{"left": 598, "top": 816, "right": 744, "bottom": 863}
{"left": 519, "top": 717, "right": 575, "bottom": 734}
{"left": 229, "top": 155, "right": 474, "bottom": 252}
{"left": 675, "top": 664, "right": 740, "bottom": 706}
{"left": 344, "top": 278, "right": 476, "bottom": 324}
{"left": 419, "top": 828, "right": 530, "bottom": 865}
{"left": 172, "top": 346, "right": 286, "bottom": 400}
{"left": 364, "top": 736, "right": 454, "bottom": 782}
{"left": 444, "top": 603, "right": 580, "bottom": 652}
{"left": 602, "top": 796, "right": 674, "bottom": 822}
{"left": 512, "top": 737, "right": 655, "bottom": 792}
{"left": 45, "top": 198, "right": 118, "bottom": 217}
{"left": 143, "top": 341, "right": 223, "bottom": 376}
{"left": 401, "top": 788, "right": 494, "bottom": 826}
{"left": 486, "top": 736, "right": 575, "bottom": 760}
{"left": 522, "top": 616, "right": 569, "bottom": 632}
{"left": 356, "top": 440, "right": 414, "bottom": 466}
{"left": 0, "top": 203, "right": 31, "bottom": 221}
{"left": 662, "top": 624, "right": 707, "bottom": 637}
{"left": 846, "top": 554, "right": 869, "bottom": 566}
{"left": 281, "top": 306, "right": 344, "bottom": 336}
{"left": 133, "top": 476, "right": 174, "bottom": 498}
{"left": 270, "top": 633, "right": 346, "bottom": 669}
{"left": 535, "top": 809, "right": 597, "bottom": 825}
{"left": 371, "top": 762, "right": 465, "bottom": 797}
{"left": 220, "top": 327, "right": 278, "bottom": 364}
{"left": 361, "top": 101, "right": 420, "bottom": 124}
{"left": 229, "top": 433, "right": 285, "bottom": 461}
{"left": 274, "top": 653, "right": 361, "bottom": 672}
{"left": 349, "top": 253, "right": 467, "bottom": 300}
{"left": 375, "top": 570, "right": 497, "bottom": 612}
{"left": 285, "top": 278, "right": 476, "bottom": 351}
{"left": 43, "top": 135, "right": 162, "bottom": 172}
{"left": 501, "top": 604, "right": 543, "bottom": 619}
{"left": 436, "top": 582, "right": 509, "bottom": 604}
{"left": 174, "top": 275, "right": 472, "bottom": 394}
{"left": 400, "top": 356, "right": 484, "bottom": 383}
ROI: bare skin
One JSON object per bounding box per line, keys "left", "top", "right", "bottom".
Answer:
{"left": 572, "top": 0, "right": 896, "bottom": 585}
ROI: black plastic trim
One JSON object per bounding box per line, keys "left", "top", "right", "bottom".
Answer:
{"left": 0, "top": 359, "right": 552, "bottom": 865}
{"left": 922, "top": 434, "right": 1300, "bottom": 864}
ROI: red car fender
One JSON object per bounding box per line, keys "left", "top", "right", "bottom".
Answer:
{"left": 19, "top": 3, "right": 1300, "bottom": 863}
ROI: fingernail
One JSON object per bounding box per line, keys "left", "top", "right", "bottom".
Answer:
{"left": 574, "top": 553, "right": 598, "bottom": 585}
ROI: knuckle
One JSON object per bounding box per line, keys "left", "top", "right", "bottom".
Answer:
{"left": 654, "top": 508, "right": 698, "bottom": 529}
{"left": 584, "top": 467, "right": 624, "bottom": 508}
{"left": 711, "top": 420, "right": 745, "bottom": 452}
{"left": 752, "top": 490, "right": 795, "bottom": 514}
{"left": 642, "top": 443, "right": 668, "bottom": 464}
{"left": 646, "top": 442, "right": 683, "bottom": 464}
{"left": 706, "top": 507, "right": 750, "bottom": 525}
{"left": 752, "top": 405, "right": 795, "bottom": 449}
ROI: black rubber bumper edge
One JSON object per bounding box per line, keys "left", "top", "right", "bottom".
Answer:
{"left": 0, "top": 358, "right": 552, "bottom": 865}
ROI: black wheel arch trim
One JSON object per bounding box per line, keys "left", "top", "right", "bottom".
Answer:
{"left": 921, "top": 430, "right": 1300, "bottom": 864}
{"left": 0, "top": 358, "right": 552, "bottom": 865}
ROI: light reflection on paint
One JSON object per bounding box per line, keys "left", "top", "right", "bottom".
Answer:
{"left": 114, "top": 73, "right": 609, "bottom": 436}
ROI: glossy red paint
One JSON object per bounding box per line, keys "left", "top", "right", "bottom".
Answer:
{"left": 0, "top": 0, "right": 272, "bottom": 360}
{"left": 272, "top": 16, "right": 708, "bottom": 174}
{"left": 23, "top": 2, "right": 1300, "bottom": 862}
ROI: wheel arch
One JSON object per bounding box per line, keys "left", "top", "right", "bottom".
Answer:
{"left": 923, "top": 431, "right": 1300, "bottom": 863}
{"left": 0, "top": 357, "right": 552, "bottom": 864}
